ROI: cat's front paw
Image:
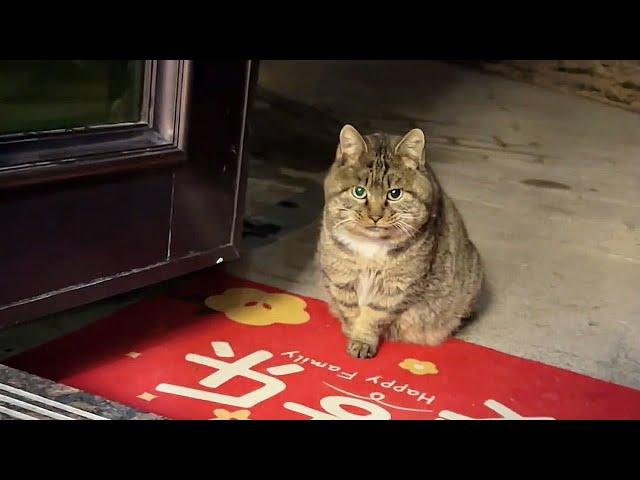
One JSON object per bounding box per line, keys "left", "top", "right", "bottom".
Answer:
{"left": 347, "top": 339, "right": 377, "bottom": 359}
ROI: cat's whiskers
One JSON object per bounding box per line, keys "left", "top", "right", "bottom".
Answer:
{"left": 392, "top": 223, "right": 408, "bottom": 237}
{"left": 333, "top": 217, "right": 355, "bottom": 230}
{"left": 398, "top": 220, "right": 418, "bottom": 232}
{"left": 393, "top": 219, "right": 418, "bottom": 238}
{"left": 400, "top": 225, "right": 413, "bottom": 237}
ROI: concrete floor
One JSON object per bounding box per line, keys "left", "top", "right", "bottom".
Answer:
{"left": 230, "top": 60, "right": 640, "bottom": 389}
{"left": 2, "top": 60, "right": 639, "bottom": 390}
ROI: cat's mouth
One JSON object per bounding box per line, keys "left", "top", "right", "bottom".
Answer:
{"left": 352, "top": 224, "right": 395, "bottom": 240}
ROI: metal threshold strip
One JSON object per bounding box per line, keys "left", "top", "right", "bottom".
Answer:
{"left": 0, "top": 382, "right": 108, "bottom": 420}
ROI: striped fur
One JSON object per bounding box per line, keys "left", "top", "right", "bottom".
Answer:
{"left": 318, "top": 125, "right": 483, "bottom": 358}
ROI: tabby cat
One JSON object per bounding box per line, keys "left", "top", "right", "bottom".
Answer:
{"left": 318, "top": 125, "right": 483, "bottom": 359}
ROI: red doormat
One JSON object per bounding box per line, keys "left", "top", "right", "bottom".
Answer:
{"left": 6, "top": 271, "right": 640, "bottom": 420}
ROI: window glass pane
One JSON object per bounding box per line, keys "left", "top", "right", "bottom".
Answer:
{"left": 0, "top": 60, "right": 145, "bottom": 135}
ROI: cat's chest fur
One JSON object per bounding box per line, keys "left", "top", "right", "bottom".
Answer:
{"left": 336, "top": 230, "right": 389, "bottom": 307}
{"left": 355, "top": 267, "right": 385, "bottom": 308}
{"left": 335, "top": 230, "right": 390, "bottom": 260}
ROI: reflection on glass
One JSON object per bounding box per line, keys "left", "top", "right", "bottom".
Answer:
{"left": 0, "top": 60, "right": 145, "bottom": 135}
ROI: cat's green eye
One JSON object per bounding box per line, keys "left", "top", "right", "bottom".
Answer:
{"left": 387, "top": 188, "right": 404, "bottom": 201}
{"left": 352, "top": 186, "right": 368, "bottom": 199}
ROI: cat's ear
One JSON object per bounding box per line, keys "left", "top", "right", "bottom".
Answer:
{"left": 395, "top": 128, "right": 426, "bottom": 168}
{"left": 337, "top": 124, "right": 367, "bottom": 164}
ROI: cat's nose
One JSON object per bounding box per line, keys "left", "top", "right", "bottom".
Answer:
{"left": 370, "top": 215, "right": 383, "bottom": 223}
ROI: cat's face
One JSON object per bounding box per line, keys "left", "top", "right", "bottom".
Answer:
{"left": 323, "top": 125, "right": 438, "bottom": 247}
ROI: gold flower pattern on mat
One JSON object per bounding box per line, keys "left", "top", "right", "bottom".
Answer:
{"left": 205, "top": 288, "right": 310, "bottom": 326}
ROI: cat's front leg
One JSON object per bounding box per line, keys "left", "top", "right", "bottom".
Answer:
{"left": 324, "top": 277, "right": 359, "bottom": 336}
{"left": 346, "top": 283, "right": 406, "bottom": 358}
{"left": 346, "top": 307, "right": 389, "bottom": 359}
{"left": 327, "top": 299, "right": 355, "bottom": 337}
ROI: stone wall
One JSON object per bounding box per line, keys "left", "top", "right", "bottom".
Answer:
{"left": 477, "top": 60, "right": 640, "bottom": 113}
